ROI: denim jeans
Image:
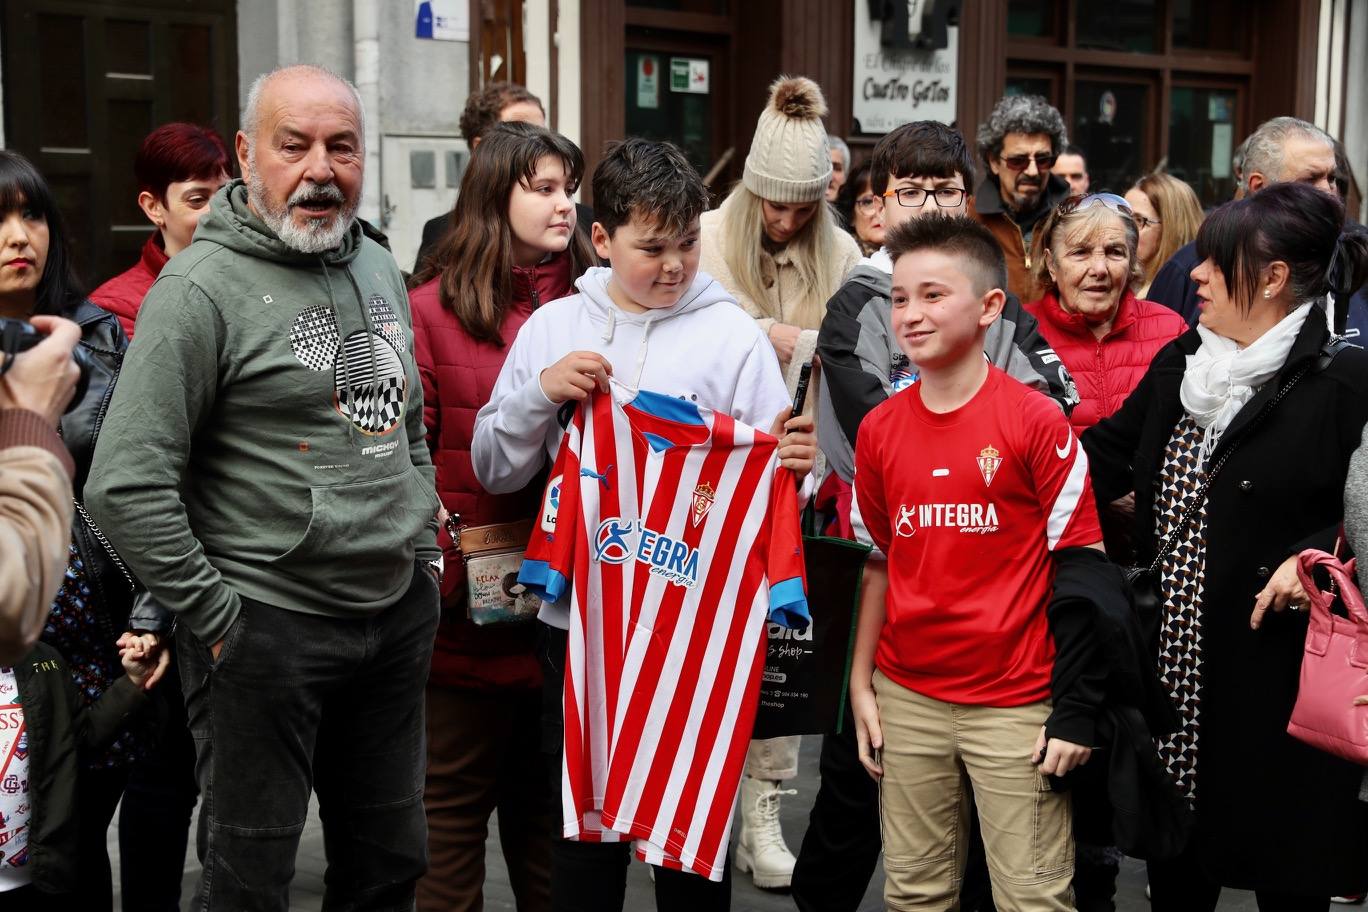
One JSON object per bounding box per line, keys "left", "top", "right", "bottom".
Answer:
{"left": 177, "top": 565, "right": 439, "bottom": 912}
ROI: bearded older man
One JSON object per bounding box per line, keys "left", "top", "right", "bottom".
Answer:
{"left": 86, "top": 65, "right": 441, "bottom": 910}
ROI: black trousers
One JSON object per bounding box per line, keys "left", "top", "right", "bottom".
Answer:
{"left": 119, "top": 646, "right": 199, "bottom": 912}
{"left": 538, "top": 623, "right": 732, "bottom": 912}
{"left": 178, "top": 567, "right": 438, "bottom": 912}
{"left": 1147, "top": 838, "right": 1328, "bottom": 912}
{"left": 792, "top": 699, "right": 1118, "bottom": 912}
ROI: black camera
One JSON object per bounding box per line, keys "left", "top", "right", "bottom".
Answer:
{"left": 0, "top": 317, "right": 92, "bottom": 413}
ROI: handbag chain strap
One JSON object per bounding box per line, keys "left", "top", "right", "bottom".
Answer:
{"left": 1144, "top": 363, "right": 1310, "bottom": 575}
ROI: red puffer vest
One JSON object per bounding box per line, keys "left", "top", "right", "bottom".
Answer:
{"left": 412, "top": 252, "right": 576, "bottom": 690}
{"left": 89, "top": 232, "right": 168, "bottom": 340}
{"left": 1024, "top": 290, "right": 1187, "bottom": 434}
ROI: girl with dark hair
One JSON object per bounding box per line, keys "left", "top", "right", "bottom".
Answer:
{"left": 409, "top": 121, "right": 595, "bottom": 911}
{"left": 1083, "top": 182, "right": 1368, "bottom": 911}
{"left": 90, "top": 123, "right": 230, "bottom": 338}
{"left": 0, "top": 150, "right": 165, "bottom": 909}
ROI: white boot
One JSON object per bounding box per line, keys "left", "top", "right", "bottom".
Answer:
{"left": 735, "top": 776, "right": 798, "bottom": 889}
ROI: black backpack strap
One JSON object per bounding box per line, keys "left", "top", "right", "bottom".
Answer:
{"left": 1317, "top": 335, "right": 1362, "bottom": 373}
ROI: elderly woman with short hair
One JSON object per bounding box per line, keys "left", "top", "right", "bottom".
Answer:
{"left": 1025, "top": 193, "right": 1188, "bottom": 435}
{"left": 1083, "top": 182, "right": 1368, "bottom": 912}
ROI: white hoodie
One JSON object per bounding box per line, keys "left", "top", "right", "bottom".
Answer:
{"left": 473, "top": 267, "right": 794, "bottom": 625}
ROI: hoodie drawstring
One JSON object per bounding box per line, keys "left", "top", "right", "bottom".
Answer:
{"left": 601, "top": 306, "right": 617, "bottom": 344}
{"left": 633, "top": 316, "right": 655, "bottom": 388}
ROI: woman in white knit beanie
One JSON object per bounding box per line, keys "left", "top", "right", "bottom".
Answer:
{"left": 700, "top": 75, "right": 859, "bottom": 894}
{"left": 700, "top": 76, "right": 860, "bottom": 395}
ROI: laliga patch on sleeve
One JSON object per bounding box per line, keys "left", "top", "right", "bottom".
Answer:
{"left": 541, "top": 474, "right": 562, "bottom": 532}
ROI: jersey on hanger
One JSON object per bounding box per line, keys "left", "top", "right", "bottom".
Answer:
{"left": 520, "top": 383, "right": 809, "bottom": 881}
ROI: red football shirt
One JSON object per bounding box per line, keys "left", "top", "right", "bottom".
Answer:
{"left": 852, "top": 367, "right": 1102, "bottom": 706}
{"left": 520, "top": 383, "right": 808, "bottom": 880}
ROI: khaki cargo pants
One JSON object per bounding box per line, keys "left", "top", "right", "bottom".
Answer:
{"left": 874, "top": 670, "right": 1075, "bottom": 912}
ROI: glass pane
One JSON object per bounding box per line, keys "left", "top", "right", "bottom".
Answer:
{"left": 1173, "top": 0, "right": 1249, "bottom": 52}
{"left": 1076, "top": 0, "right": 1158, "bottom": 53}
{"left": 627, "top": 0, "right": 727, "bottom": 12}
{"left": 624, "top": 51, "right": 713, "bottom": 177}
{"left": 1006, "top": 76, "right": 1055, "bottom": 107}
{"left": 1073, "top": 81, "right": 1149, "bottom": 193}
{"left": 1168, "top": 86, "right": 1239, "bottom": 208}
{"left": 1007, "top": 0, "right": 1054, "bottom": 38}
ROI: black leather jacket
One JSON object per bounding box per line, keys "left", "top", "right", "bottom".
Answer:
{"left": 61, "top": 300, "right": 168, "bottom": 635}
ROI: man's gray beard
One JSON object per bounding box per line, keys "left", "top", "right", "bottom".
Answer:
{"left": 246, "top": 148, "right": 358, "bottom": 254}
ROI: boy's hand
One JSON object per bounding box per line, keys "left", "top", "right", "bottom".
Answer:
{"left": 1031, "top": 726, "right": 1091, "bottom": 776}
{"left": 118, "top": 631, "right": 170, "bottom": 691}
{"left": 769, "top": 408, "right": 816, "bottom": 478}
{"left": 538, "top": 352, "right": 613, "bottom": 404}
{"left": 851, "top": 686, "right": 884, "bottom": 780}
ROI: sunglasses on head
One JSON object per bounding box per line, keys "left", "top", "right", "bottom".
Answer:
{"left": 1056, "top": 192, "right": 1134, "bottom": 217}
{"left": 999, "top": 152, "right": 1057, "bottom": 172}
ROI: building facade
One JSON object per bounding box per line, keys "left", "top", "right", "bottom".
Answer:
{"left": 2, "top": 0, "right": 1364, "bottom": 288}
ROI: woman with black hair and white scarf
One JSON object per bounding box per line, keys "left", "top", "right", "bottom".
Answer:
{"left": 1083, "top": 181, "right": 1368, "bottom": 911}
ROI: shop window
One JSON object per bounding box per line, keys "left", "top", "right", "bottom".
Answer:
{"left": 1073, "top": 81, "right": 1149, "bottom": 193}
{"left": 1168, "top": 86, "right": 1240, "bottom": 207}
{"left": 1006, "top": 76, "right": 1054, "bottom": 101}
{"left": 624, "top": 50, "right": 713, "bottom": 177}
{"left": 1075, "top": 0, "right": 1159, "bottom": 53}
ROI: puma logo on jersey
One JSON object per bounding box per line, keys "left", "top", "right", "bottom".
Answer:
{"left": 581, "top": 464, "right": 614, "bottom": 490}
{"left": 593, "top": 518, "right": 699, "bottom": 588}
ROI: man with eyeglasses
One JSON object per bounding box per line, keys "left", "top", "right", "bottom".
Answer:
{"left": 796, "top": 118, "right": 1078, "bottom": 912}
{"left": 971, "top": 95, "right": 1073, "bottom": 301}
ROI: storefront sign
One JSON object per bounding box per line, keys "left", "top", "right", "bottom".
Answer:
{"left": 851, "top": 8, "right": 957, "bottom": 134}
{"left": 637, "top": 56, "right": 660, "bottom": 109}
{"left": 670, "top": 57, "right": 710, "bottom": 94}
{"left": 414, "top": 0, "right": 468, "bottom": 42}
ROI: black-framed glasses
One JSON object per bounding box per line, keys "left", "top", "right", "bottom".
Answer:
{"left": 882, "top": 186, "right": 967, "bottom": 209}
{"left": 999, "top": 152, "right": 1057, "bottom": 172}
{"left": 1134, "top": 214, "right": 1161, "bottom": 229}
{"left": 854, "top": 195, "right": 880, "bottom": 214}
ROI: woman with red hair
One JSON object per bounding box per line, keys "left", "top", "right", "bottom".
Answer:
{"left": 91, "top": 123, "right": 230, "bottom": 338}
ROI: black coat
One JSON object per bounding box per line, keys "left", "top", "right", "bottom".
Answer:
{"left": 59, "top": 302, "right": 166, "bottom": 637}
{"left": 1082, "top": 311, "right": 1368, "bottom": 895}
{"left": 15, "top": 642, "right": 146, "bottom": 894}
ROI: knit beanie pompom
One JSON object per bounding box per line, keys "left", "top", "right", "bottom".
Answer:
{"left": 743, "top": 75, "right": 833, "bottom": 204}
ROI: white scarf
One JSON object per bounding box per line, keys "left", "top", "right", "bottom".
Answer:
{"left": 1179, "top": 302, "right": 1316, "bottom": 463}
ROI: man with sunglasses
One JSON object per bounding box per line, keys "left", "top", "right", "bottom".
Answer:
{"left": 796, "top": 119, "right": 1078, "bottom": 912}
{"left": 971, "top": 95, "right": 1073, "bottom": 301}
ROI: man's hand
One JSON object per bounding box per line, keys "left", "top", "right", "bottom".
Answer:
{"left": 851, "top": 686, "right": 884, "bottom": 781}
{"left": 0, "top": 315, "right": 81, "bottom": 426}
{"left": 118, "top": 631, "right": 171, "bottom": 690}
{"left": 1031, "top": 726, "right": 1092, "bottom": 776}
{"left": 769, "top": 408, "right": 816, "bottom": 478}
{"left": 1251, "top": 554, "right": 1310, "bottom": 629}
{"left": 767, "top": 323, "right": 802, "bottom": 363}
{"left": 538, "top": 352, "right": 612, "bottom": 404}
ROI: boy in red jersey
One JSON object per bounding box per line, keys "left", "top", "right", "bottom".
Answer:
{"left": 849, "top": 214, "right": 1103, "bottom": 911}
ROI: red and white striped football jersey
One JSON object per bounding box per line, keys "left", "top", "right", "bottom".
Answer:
{"left": 520, "top": 382, "right": 809, "bottom": 881}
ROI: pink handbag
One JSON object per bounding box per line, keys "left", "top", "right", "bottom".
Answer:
{"left": 1287, "top": 548, "right": 1368, "bottom": 763}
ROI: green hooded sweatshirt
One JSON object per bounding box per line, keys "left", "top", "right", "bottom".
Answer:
{"left": 86, "top": 180, "right": 440, "bottom": 645}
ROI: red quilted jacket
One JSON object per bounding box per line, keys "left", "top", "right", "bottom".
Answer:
{"left": 90, "top": 232, "right": 168, "bottom": 339}
{"left": 411, "top": 252, "right": 576, "bottom": 690}
{"left": 1024, "top": 290, "right": 1187, "bottom": 434}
